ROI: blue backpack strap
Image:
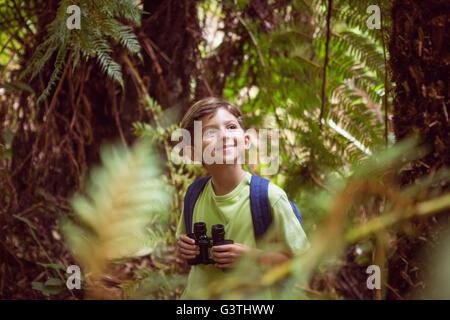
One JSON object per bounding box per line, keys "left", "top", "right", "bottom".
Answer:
{"left": 249, "top": 175, "right": 272, "bottom": 239}
{"left": 250, "top": 175, "right": 303, "bottom": 239}
{"left": 183, "top": 176, "right": 211, "bottom": 234}
{"left": 289, "top": 200, "right": 303, "bottom": 225}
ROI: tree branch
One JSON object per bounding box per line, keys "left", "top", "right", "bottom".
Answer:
{"left": 319, "top": 0, "right": 333, "bottom": 129}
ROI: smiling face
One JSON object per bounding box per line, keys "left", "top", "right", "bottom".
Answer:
{"left": 197, "top": 108, "right": 250, "bottom": 166}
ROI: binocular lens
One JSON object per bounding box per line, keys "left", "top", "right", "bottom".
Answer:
{"left": 193, "top": 222, "right": 207, "bottom": 235}
{"left": 212, "top": 224, "right": 225, "bottom": 242}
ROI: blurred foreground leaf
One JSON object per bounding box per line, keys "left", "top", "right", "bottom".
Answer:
{"left": 62, "top": 139, "right": 173, "bottom": 286}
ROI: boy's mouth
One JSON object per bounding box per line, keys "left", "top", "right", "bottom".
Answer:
{"left": 221, "top": 144, "right": 235, "bottom": 151}
{"left": 214, "top": 144, "right": 236, "bottom": 152}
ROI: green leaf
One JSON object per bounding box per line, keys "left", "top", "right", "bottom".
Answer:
{"left": 37, "top": 262, "right": 66, "bottom": 271}
{"left": 2, "top": 130, "right": 14, "bottom": 145}
{"left": 32, "top": 280, "right": 62, "bottom": 296}
{"left": 45, "top": 278, "right": 64, "bottom": 287}
{"left": 4, "top": 147, "right": 11, "bottom": 156}
{"left": 31, "top": 281, "right": 44, "bottom": 291}
{"left": 0, "top": 81, "right": 35, "bottom": 94}
{"left": 355, "top": 255, "right": 369, "bottom": 265}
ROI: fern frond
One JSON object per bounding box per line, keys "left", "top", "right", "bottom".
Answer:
{"left": 62, "top": 139, "right": 173, "bottom": 279}
{"left": 22, "top": 0, "right": 143, "bottom": 100}
{"left": 115, "top": 25, "right": 142, "bottom": 56}
{"left": 36, "top": 38, "right": 69, "bottom": 105}
{"left": 336, "top": 30, "right": 385, "bottom": 80}
{"left": 94, "top": 37, "right": 124, "bottom": 88}
{"left": 98, "top": 18, "right": 142, "bottom": 57}
{"left": 100, "top": 0, "right": 143, "bottom": 26}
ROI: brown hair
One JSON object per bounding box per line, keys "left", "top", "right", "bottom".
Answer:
{"left": 180, "top": 97, "right": 245, "bottom": 141}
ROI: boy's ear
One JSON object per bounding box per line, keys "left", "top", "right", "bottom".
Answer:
{"left": 244, "top": 132, "right": 251, "bottom": 151}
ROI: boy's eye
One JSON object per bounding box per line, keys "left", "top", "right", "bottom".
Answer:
{"left": 227, "top": 124, "right": 237, "bottom": 130}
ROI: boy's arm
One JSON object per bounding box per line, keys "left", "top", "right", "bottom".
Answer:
{"left": 256, "top": 250, "right": 291, "bottom": 266}
{"left": 257, "top": 187, "right": 310, "bottom": 265}
{"left": 212, "top": 243, "right": 292, "bottom": 268}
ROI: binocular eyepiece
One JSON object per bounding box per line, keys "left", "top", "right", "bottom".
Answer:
{"left": 187, "top": 222, "right": 233, "bottom": 266}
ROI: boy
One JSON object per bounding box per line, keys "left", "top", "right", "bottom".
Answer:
{"left": 175, "top": 97, "right": 309, "bottom": 299}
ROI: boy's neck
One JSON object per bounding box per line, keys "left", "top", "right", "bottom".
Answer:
{"left": 207, "top": 165, "right": 246, "bottom": 196}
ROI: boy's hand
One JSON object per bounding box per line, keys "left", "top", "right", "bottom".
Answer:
{"left": 211, "top": 243, "right": 252, "bottom": 269}
{"left": 177, "top": 234, "right": 200, "bottom": 261}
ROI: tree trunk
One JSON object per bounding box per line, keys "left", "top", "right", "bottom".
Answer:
{"left": 390, "top": 0, "right": 449, "bottom": 182}
{"left": 387, "top": 0, "right": 449, "bottom": 299}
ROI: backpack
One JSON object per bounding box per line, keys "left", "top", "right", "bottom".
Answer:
{"left": 183, "top": 175, "right": 302, "bottom": 239}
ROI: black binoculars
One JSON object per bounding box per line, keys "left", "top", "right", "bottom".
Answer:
{"left": 187, "top": 222, "right": 233, "bottom": 266}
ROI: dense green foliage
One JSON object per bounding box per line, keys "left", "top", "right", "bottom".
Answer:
{"left": 1, "top": 0, "right": 448, "bottom": 300}
{"left": 19, "top": 0, "right": 142, "bottom": 104}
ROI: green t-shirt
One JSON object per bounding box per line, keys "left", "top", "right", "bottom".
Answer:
{"left": 176, "top": 171, "right": 310, "bottom": 299}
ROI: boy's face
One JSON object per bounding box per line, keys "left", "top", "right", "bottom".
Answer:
{"left": 194, "top": 108, "right": 250, "bottom": 165}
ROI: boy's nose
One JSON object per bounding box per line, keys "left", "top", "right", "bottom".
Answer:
{"left": 214, "top": 127, "right": 227, "bottom": 140}
{"left": 221, "top": 131, "right": 234, "bottom": 144}
{"left": 213, "top": 129, "right": 233, "bottom": 148}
